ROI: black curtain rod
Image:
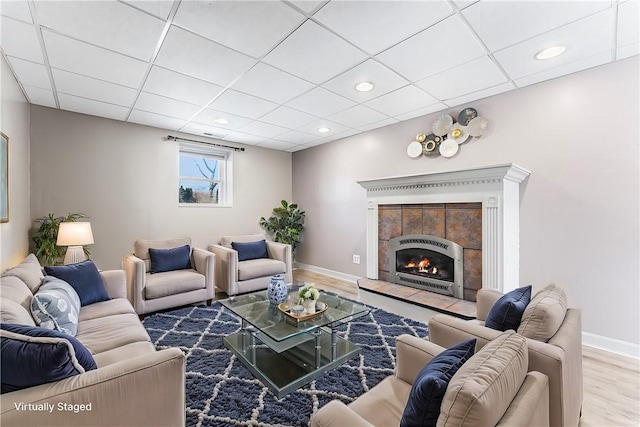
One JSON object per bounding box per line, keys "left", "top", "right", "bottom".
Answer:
{"left": 167, "top": 135, "right": 245, "bottom": 152}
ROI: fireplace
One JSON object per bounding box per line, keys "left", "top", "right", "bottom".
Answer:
{"left": 390, "top": 234, "right": 463, "bottom": 299}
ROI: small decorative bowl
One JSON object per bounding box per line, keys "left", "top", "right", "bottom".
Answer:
{"left": 290, "top": 305, "right": 305, "bottom": 316}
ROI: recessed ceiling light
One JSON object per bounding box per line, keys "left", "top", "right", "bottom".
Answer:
{"left": 317, "top": 127, "right": 330, "bottom": 133}
{"left": 535, "top": 45, "right": 566, "bottom": 60}
{"left": 214, "top": 118, "right": 229, "bottom": 125}
{"left": 355, "top": 81, "right": 374, "bottom": 92}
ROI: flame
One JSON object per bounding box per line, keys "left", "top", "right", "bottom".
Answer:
{"left": 418, "top": 258, "right": 430, "bottom": 268}
{"left": 406, "top": 261, "right": 416, "bottom": 268}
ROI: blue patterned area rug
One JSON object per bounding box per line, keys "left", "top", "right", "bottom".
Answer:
{"left": 142, "top": 302, "right": 429, "bottom": 427}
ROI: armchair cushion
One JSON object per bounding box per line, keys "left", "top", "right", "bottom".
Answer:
{"left": 232, "top": 240, "right": 269, "bottom": 261}
{"left": 517, "top": 283, "right": 567, "bottom": 342}
{"left": 149, "top": 244, "right": 191, "bottom": 274}
{"left": 400, "top": 338, "right": 476, "bottom": 427}
{"left": 485, "top": 285, "right": 531, "bottom": 331}
{"left": 44, "top": 260, "right": 110, "bottom": 307}
{"left": 144, "top": 269, "right": 205, "bottom": 299}
{"left": 237, "top": 258, "right": 287, "bottom": 281}
{"left": 30, "top": 276, "right": 81, "bottom": 336}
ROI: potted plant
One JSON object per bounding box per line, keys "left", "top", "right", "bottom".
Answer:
{"left": 259, "top": 200, "right": 305, "bottom": 258}
{"left": 31, "top": 213, "right": 88, "bottom": 266}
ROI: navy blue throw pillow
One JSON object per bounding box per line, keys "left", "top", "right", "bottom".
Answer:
{"left": 1, "top": 323, "right": 97, "bottom": 394}
{"left": 44, "top": 260, "right": 110, "bottom": 307}
{"left": 232, "top": 240, "right": 269, "bottom": 262}
{"left": 485, "top": 285, "right": 532, "bottom": 331}
{"left": 148, "top": 245, "right": 192, "bottom": 274}
{"left": 400, "top": 338, "right": 476, "bottom": 427}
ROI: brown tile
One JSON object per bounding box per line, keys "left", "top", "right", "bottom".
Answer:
{"left": 358, "top": 278, "right": 387, "bottom": 291}
{"left": 379, "top": 207, "right": 402, "bottom": 240}
{"left": 378, "top": 240, "right": 390, "bottom": 272}
{"left": 446, "top": 202, "right": 482, "bottom": 209}
{"left": 378, "top": 283, "right": 421, "bottom": 298}
{"left": 449, "top": 299, "right": 478, "bottom": 317}
{"left": 378, "top": 271, "right": 389, "bottom": 282}
{"left": 402, "top": 208, "right": 423, "bottom": 235}
{"left": 424, "top": 203, "right": 446, "bottom": 209}
{"left": 464, "top": 288, "right": 478, "bottom": 302}
{"left": 463, "top": 249, "right": 482, "bottom": 292}
{"left": 411, "top": 291, "right": 457, "bottom": 310}
{"left": 423, "top": 208, "right": 446, "bottom": 237}
{"left": 445, "top": 208, "right": 482, "bottom": 249}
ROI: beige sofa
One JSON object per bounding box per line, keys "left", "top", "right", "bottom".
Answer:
{"left": 0, "top": 254, "right": 186, "bottom": 427}
{"left": 311, "top": 332, "right": 549, "bottom": 427}
{"left": 208, "top": 233, "right": 292, "bottom": 296}
{"left": 429, "top": 286, "right": 582, "bottom": 427}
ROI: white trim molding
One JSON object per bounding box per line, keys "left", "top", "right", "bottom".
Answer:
{"left": 582, "top": 332, "right": 640, "bottom": 360}
{"left": 294, "top": 262, "right": 360, "bottom": 284}
{"left": 358, "top": 163, "right": 530, "bottom": 294}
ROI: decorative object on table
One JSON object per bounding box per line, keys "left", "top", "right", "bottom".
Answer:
{"left": 57, "top": 222, "right": 94, "bottom": 265}
{"left": 298, "top": 282, "right": 320, "bottom": 314}
{"left": 266, "top": 275, "right": 288, "bottom": 305}
{"left": 1, "top": 132, "right": 7, "bottom": 223}
{"left": 259, "top": 200, "right": 305, "bottom": 259}
{"left": 406, "top": 107, "right": 489, "bottom": 159}
{"left": 31, "top": 213, "right": 89, "bottom": 265}
{"left": 278, "top": 300, "right": 328, "bottom": 322}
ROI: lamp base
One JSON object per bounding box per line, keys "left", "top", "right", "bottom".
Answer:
{"left": 63, "top": 246, "right": 87, "bottom": 265}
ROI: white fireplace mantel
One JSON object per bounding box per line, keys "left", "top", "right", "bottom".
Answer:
{"left": 357, "top": 163, "right": 531, "bottom": 294}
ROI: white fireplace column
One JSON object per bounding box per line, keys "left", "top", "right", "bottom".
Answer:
{"left": 358, "top": 163, "right": 530, "bottom": 294}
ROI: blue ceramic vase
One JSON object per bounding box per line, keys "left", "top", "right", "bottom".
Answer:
{"left": 267, "top": 275, "right": 288, "bottom": 305}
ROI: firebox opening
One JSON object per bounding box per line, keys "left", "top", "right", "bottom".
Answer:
{"left": 396, "top": 248, "right": 455, "bottom": 283}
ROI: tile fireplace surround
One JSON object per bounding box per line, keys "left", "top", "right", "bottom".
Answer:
{"left": 358, "top": 164, "right": 530, "bottom": 296}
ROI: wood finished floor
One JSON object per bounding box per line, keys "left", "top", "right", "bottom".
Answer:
{"left": 293, "top": 269, "right": 640, "bottom": 427}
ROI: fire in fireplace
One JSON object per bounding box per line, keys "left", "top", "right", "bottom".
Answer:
{"left": 389, "top": 235, "right": 463, "bottom": 299}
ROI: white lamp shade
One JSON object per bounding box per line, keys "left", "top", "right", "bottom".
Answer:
{"left": 57, "top": 222, "right": 94, "bottom": 246}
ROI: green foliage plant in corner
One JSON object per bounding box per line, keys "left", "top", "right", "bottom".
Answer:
{"left": 31, "top": 213, "right": 88, "bottom": 266}
{"left": 259, "top": 200, "right": 306, "bottom": 258}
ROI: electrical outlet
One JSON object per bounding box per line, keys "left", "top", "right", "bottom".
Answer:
{"left": 353, "top": 254, "right": 360, "bottom": 264}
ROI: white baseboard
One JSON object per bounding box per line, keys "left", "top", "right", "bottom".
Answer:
{"left": 294, "top": 262, "right": 360, "bottom": 284}
{"left": 582, "top": 332, "right": 640, "bottom": 359}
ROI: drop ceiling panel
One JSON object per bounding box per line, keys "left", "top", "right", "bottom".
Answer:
{"left": 1, "top": 17, "right": 44, "bottom": 63}
{"left": 296, "top": 119, "right": 351, "bottom": 136}
{"left": 121, "top": 1, "right": 174, "bottom": 20}
{"left": 415, "top": 56, "right": 507, "bottom": 100}
{"left": 275, "top": 130, "right": 323, "bottom": 144}
{"left": 462, "top": 0, "right": 611, "bottom": 51}
{"left": 328, "top": 105, "right": 389, "bottom": 128}
{"left": 191, "top": 109, "right": 252, "bottom": 131}
{"left": 617, "top": 0, "right": 640, "bottom": 49}
{"left": 445, "top": 82, "right": 513, "bottom": 109}
{"left": 134, "top": 92, "right": 201, "bottom": 120}
{"left": 376, "top": 15, "right": 486, "bottom": 82}
{"left": 257, "top": 140, "right": 298, "bottom": 151}
{"left": 7, "top": 57, "right": 51, "bottom": 89}
{"left": 260, "top": 106, "right": 318, "bottom": 129}
{"left": 52, "top": 69, "right": 137, "bottom": 106}
{"left": 262, "top": 20, "right": 368, "bottom": 84}
{"left": 365, "top": 85, "right": 438, "bottom": 117}
{"left": 393, "top": 102, "right": 448, "bottom": 121}
{"left": 288, "top": 1, "right": 325, "bottom": 14}
{"left": 128, "top": 109, "right": 186, "bottom": 130}
{"left": 58, "top": 93, "right": 129, "bottom": 121}
{"left": 514, "top": 52, "right": 612, "bottom": 88}
{"left": 43, "top": 31, "right": 148, "bottom": 88}
{"left": 180, "top": 122, "right": 230, "bottom": 139}
{"left": 231, "top": 62, "right": 315, "bottom": 104}
{"left": 322, "top": 59, "right": 410, "bottom": 102}
{"left": 617, "top": 43, "right": 639, "bottom": 60}
{"left": 357, "top": 117, "right": 399, "bottom": 132}
{"left": 494, "top": 10, "right": 612, "bottom": 80}
{"left": 155, "top": 26, "right": 256, "bottom": 86}
{"left": 223, "top": 131, "right": 267, "bottom": 145}
{"left": 143, "top": 66, "right": 224, "bottom": 106}
{"left": 238, "top": 121, "right": 290, "bottom": 138}
{"left": 314, "top": 0, "right": 452, "bottom": 54}
{"left": 173, "top": 1, "right": 305, "bottom": 58}
{"left": 34, "top": 1, "right": 165, "bottom": 61}
{"left": 287, "top": 87, "right": 356, "bottom": 117}
{"left": 208, "top": 89, "right": 278, "bottom": 120}
{"left": 0, "top": 1, "right": 33, "bottom": 23}
{"left": 23, "top": 85, "right": 56, "bottom": 108}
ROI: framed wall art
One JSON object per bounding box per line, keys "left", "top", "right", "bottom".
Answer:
{"left": 1, "top": 132, "right": 8, "bottom": 222}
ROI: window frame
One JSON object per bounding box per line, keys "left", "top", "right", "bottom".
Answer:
{"left": 178, "top": 142, "right": 233, "bottom": 208}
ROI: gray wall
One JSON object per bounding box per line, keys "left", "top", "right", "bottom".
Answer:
{"left": 292, "top": 56, "right": 639, "bottom": 346}
{"left": 29, "top": 107, "right": 292, "bottom": 270}
{"left": 0, "top": 56, "right": 31, "bottom": 270}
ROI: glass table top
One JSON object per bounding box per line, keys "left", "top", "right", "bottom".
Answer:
{"left": 219, "top": 288, "right": 370, "bottom": 342}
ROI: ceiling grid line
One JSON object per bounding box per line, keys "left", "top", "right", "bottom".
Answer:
{"left": 26, "top": 0, "right": 59, "bottom": 108}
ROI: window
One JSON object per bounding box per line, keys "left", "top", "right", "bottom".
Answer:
{"left": 178, "top": 142, "right": 232, "bottom": 207}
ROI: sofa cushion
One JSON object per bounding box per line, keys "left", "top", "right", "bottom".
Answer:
{"left": 400, "top": 338, "right": 476, "bottom": 427}
{"left": 76, "top": 313, "right": 151, "bottom": 354}
{"left": 438, "top": 332, "right": 528, "bottom": 427}
{"left": 144, "top": 269, "right": 205, "bottom": 299}
{"left": 485, "top": 285, "right": 531, "bottom": 332}
{"left": 134, "top": 238, "right": 191, "bottom": 273}
{"left": 78, "top": 298, "right": 137, "bottom": 322}
{"left": 92, "top": 341, "right": 157, "bottom": 368}
{"left": 517, "top": 283, "right": 568, "bottom": 342}
{"left": 149, "top": 245, "right": 192, "bottom": 274}
{"left": 0, "top": 275, "right": 33, "bottom": 312}
{"left": 219, "top": 234, "right": 266, "bottom": 249}
{"left": 238, "top": 258, "right": 286, "bottom": 281}
{"left": 30, "top": 276, "right": 81, "bottom": 336}
{"left": 349, "top": 376, "right": 413, "bottom": 427}
{"left": 0, "top": 299, "right": 36, "bottom": 326}
{"left": 232, "top": 240, "right": 268, "bottom": 261}
{"left": 44, "top": 260, "right": 110, "bottom": 307}
{"left": 1, "top": 253, "right": 44, "bottom": 293}
{"left": 0, "top": 323, "right": 97, "bottom": 394}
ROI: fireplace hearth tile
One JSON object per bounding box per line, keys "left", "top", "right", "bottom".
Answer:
{"left": 378, "top": 283, "right": 421, "bottom": 298}
{"left": 402, "top": 208, "right": 423, "bottom": 235}
{"left": 446, "top": 208, "right": 482, "bottom": 249}
{"left": 379, "top": 208, "right": 402, "bottom": 240}
{"left": 422, "top": 208, "right": 446, "bottom": 237}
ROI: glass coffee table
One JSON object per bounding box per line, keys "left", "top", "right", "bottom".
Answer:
{"left": 219, "top": 288, "right": 370, "bottom": 398}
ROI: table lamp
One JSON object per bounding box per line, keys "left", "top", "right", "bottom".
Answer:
{"left": 57, "top": 222, "right": 94, "bottom": 265}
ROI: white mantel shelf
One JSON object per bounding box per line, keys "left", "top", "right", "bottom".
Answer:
{"left": 358, "top": 163, "right": 531, "bottom": 294}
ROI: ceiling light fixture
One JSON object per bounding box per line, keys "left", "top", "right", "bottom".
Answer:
{"left": 535, "top": 45, "right": 566, "bottom": 60}
{"left": 355, "top": 81, "right": 374, "bottom": 92}
{"left": 214, "top": 118, "right": 229, "bottom": 125}
{"left": 317, "top": 127, "right": 330, "bottom": 133}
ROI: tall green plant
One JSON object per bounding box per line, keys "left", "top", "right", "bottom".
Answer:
{"left": 31, "top": 213, "right": 88, "bottom": 266}
{"left": 259, "top": 200, "right": 305, "bottom": 256}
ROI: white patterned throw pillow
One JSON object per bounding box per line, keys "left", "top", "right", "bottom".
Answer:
{"left": 30, "top": 276, "right": 81, "bottom": 336}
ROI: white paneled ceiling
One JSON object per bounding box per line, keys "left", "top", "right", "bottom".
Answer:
{"left": 1, "top": 0, "right": 638, "bottom": 152}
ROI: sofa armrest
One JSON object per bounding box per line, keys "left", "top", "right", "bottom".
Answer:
{"left": 428, "top": 314, "right": 503, "bottom": 350}
{"left": 310, "top": 400, "right": 374, "bottom": 427}
{"left": 0, "top": 348, "right": 186, "bottom": 427}
{"left": 265, "top": 241, "right": 292, "bottom": 283}
{"left": 191, "top": 247, "right": 215, "bottom": 297}
{"left": 395, "top": 334, "right": 444, "bottom": 385}
{"left": 100, "top": 270, "right": 127, "bottom": 299}
{"left": 207, "top": 244, "right": 238, "bottom": 295}
{"left": 476, "top": 288, "right": 503, "bottom": 321}
{"left": 498, "top": 371, "right": 549, "bottom": 427}
{"left": 122, "top": 254, "right": 146, "bottom": 313}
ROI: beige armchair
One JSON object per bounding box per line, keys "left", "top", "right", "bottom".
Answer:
{"left": 311, "top": 332, "right": 549, "bottom": 427}
{"left": 428, "top": 286, "right": 582, "bottom": 427}
{"left": 207, "top": 233, "right": 292, "bottom": 296}
{"left": 123, "top": 238, "right": 215, "bottom": 315}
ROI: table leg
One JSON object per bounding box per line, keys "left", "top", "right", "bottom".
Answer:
{"left": 331, "top": 328, "right": 338, "bottom": 361}
{"left": 312, "top": 330, "right": 322, "bottom": 369}
{"left": 250, "top": 332, "right": 256, "bottom": 366}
